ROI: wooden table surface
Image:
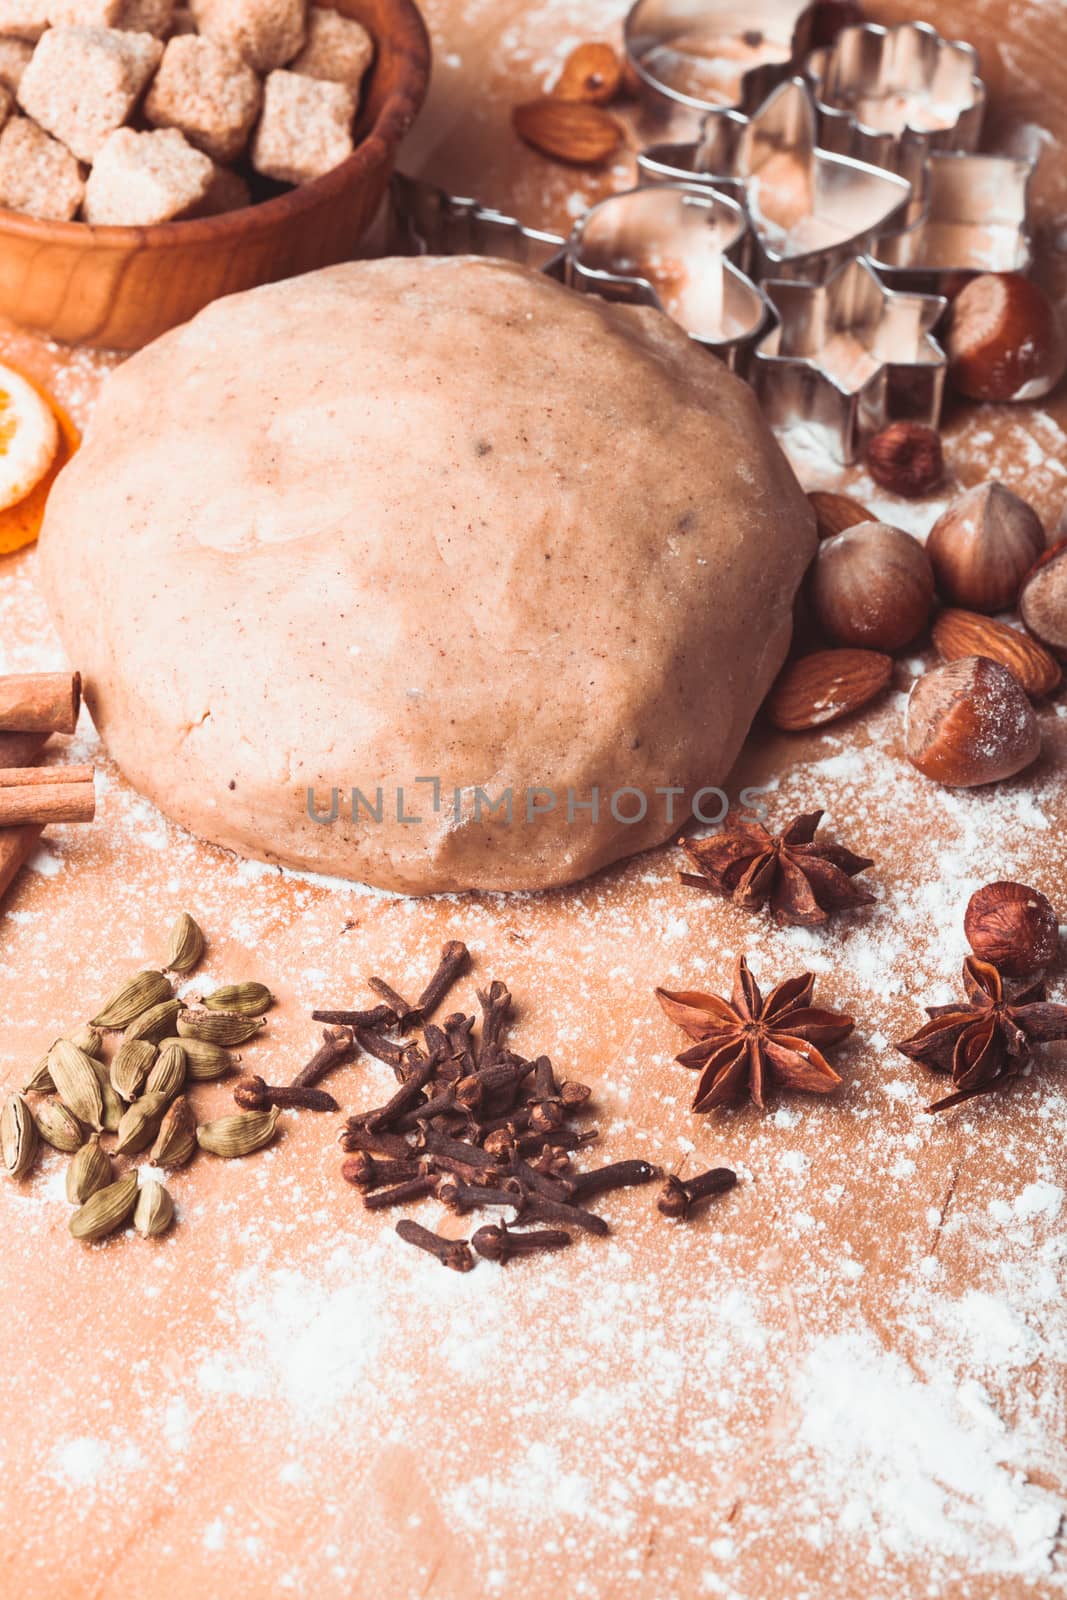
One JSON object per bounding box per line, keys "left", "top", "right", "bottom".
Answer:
{"left": 0, "top": 4, "right": 1065, "bottom": 1598}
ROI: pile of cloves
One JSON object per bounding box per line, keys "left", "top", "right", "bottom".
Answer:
{"left": 322, "top": 940, "right": 737, "bottom": 1270}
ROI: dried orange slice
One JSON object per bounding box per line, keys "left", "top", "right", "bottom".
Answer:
{"left": 0, "top": 366, "right": 80, "bottom": 558}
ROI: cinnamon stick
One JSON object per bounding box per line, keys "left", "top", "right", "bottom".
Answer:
{"left": 0, "top": 824, "right": 44, "bottom": 904}
{"left": 0, "top": 672, "right": 81, "bottom": 734}
{"left": 0, "top": 766, "right": 95, "bottom": 826}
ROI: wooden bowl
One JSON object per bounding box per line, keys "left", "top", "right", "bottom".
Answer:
{"left": 0, "top": 0, "right": 431, "bottom": 350}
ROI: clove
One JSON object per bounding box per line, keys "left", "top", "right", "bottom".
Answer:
{"left": 395, "top": 1218, "right": 473, "bottom": 1272}
{"left": 311, "top": 1003, "right": 397, "bottom": 1030}
{"left": 289, "top": 1026, "right": 358, "bottom": 1090}
{"left": 233, "top": 1074, "right": 337, "bottom": 1113}
{"left": 341, "top": 1153, "right": 423, "bottom": 1190}
{"left": 472, "top": 1223, "right": 571, "bottom": 1263}
{"left": 363, "top": 1174, "right": 439, "bottom": 1211}
{"left": 437, "top": 1174, "right": 521, "bottom": 1215}
{"left": 657, "top": 1167, "right": 737, "bottom": 1220}
{"left": 570, "top": 1159, "right": 660, "bottom": 1201}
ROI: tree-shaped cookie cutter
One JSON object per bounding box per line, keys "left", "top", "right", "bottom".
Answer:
{"left": 388, "top": 173, "right": 772, "bottom": 371}
{"left": 638, "top": 77, "right": 912, "bottom": 282}
{"left": 866, "top": 151, "right": 1035, "bottom": 294}
{"left": 751, "top": 254, "right": 947, "bottom": 462}
{"left": 624, "top": 0, "right": 827, "bottom": 119}
{"left": 806, "top": 20, "right": 985, "bottom": 195}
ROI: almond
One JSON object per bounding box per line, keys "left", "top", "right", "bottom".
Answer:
{"left": 512, "top": 98, "right": 623, "bottom": 165}
{"left": 932, "top": 608, "right": 1061, "bottom": 697}
{"left": 808, "top": 491, "right": 874, "bottom": 541}
{"left": 553, "top": 42, "right": 623, "bottom": 105}
{"left": 764, "top": 648, "right": 893, "bottom": 731}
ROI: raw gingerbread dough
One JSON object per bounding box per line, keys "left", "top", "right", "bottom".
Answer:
{"left": 39, "top": 256, "right": 814, "bottom": 893}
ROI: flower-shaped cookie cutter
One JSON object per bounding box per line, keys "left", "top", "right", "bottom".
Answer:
{"left": 867, "top": 151, "right": 1035, "bottom": 294}
{"left": 388, "top": 174, "right": 771, "bottom": 370}
{"left": 638, "top": 78, "right": 912, "bottom": 282}
{"left": 806, "top": 20, "right": 985, "bottom": 195}
{"left": 624, "top": 0, "right": 824, "bottom": 119}
{"left": 751, "top": 253, "right": 947, "bottom": 462}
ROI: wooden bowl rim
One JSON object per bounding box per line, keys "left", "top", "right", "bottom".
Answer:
{"left": 0, "top": 0, "right": 431, "bottom": 251}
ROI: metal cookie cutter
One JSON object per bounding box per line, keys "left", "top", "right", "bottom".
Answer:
{"left": 751, "top": 254, "right": 947, "bottom": 463}
{"left": 389, "top": 173, "right": 771, "bottom": 371}
{"left": 639, "top": 78, "right": 912, "bottom": 282}
{"left": 867, "top": 151, "right": 1034, "bottom": 294}
{"left": 806, "top": 20, "right": 985, "bottom": 195}
{"left": 624, "top": 0, "right": 821, "bottom": 120}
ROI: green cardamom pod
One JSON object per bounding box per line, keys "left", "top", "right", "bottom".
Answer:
{"left": 33, "top": 1098, "right": 84, "bottom": 1152}
{"left": 85, "top": 1056, "right": 125, "bottom": 1132}
{"left": 201, "top": 982, "right": 273, "bottom": 1016}
{"left": 70, "top": 1023, "right": 104, "bottom": 1058}
{"left": 145, "top": 1041, "right": 186, "bottom": 1102}
{"left": 110, "top": 1039, "right": 157, "bottom": 1102}
{"left": 1, "top": 1092, "right": 38, "bottom": 1179}
{"left": 158, "top": 1035, "right": 236, "bottom": 1081}
{"left": 133, "top": 1179, "right": 174, "bottom": 1238}
{"left": 47, "top": 1039, "right": 104, "bottom": 1131}
{"left": 24, "top": 1024, "right": 103, "bottom": 1096}
{"left": 197, "top": 1106, "right": 279, "bottom": 1158}
{"left": 90, "top": 970, "right": 173, "bottom": 1030}
{"left": 113, "top": 1092, "right": 169, "bottom": 1155}
{"left": 66, "top": 1136, "right": 113, "bottom": 1204}
{"left": 69, "top": 1172, "right": 139, "bottom": 1241}
{"left": 23, "top": 1056, "right": 55, "bottom": 1094}
{"left": 177, "top": 1010, "right": 265, "bottom": 1047}
{"left": 123, "top": 997, "right": 185, "bottom": 1044}
{"left": 164, "top": 912, "right": 205, "bottom": 974}
{"left": 149, "top": 1095, "right": 197, "bottom": 1169}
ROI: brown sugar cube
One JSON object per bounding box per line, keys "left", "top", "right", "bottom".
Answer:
{"left": 0, "top": 0, "right": 48, "bottom": 40}
{"left": 251, "top": 67, "right": 353, "bottom": 184}
{"left": 0, "top": 114, "right": 85, "bottom": 218}
{"left": 0, "top": 37, "right": 33, "bottom": 88}
{"left": 189, "top": 158, "right": 248, "bottom": 213}
{"left": 18, "top": 27, "right": 163, "bottom": 162}
{"left": 84, "top": 124, "right": 213, "bottom": 222}
{"left": 145, "top": 34, "right": 260, "bottom": 163}
{"left": 189, "top": 0, "right": 304, "bottom": 73}
{"left": 117, "top": 0, "right": 174, "bottom": 33}
{"left": 47, "top": 0, "right": 172, "bottom": 26}
{"left": 290, "top": 5, "right": 372, "bottom": 94}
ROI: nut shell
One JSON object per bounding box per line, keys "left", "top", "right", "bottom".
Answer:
{"left": 809, "top": 522, "right": 934, "bottom": 652}
{"left": 947, "top": 273, "right": 1067, "bottom": 403}
{"left": 927, "top": 481, "right": 1045, "bottom": 613}
{"left": 866, "top": 423, "right": 943, "bottom": 498}
{"left": 1019, "top": 538, "right": 1067, "bottom": 658}
{"left": 905, "top": 656, "right": 1041, "bottom": 787}
{"left": 964, "top": 881, "right": 1059, "bottom": 976}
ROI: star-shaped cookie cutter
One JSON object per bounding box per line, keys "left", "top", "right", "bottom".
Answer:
{"left": 751, "top": 253, "right": 947, "bottom": 462}
{"left": 388, "top": 173, "right": 772, "bottom": 370}
{"left": 624, "top": 0, "right": 827, "bottom": 118}
{"left": 638, "top": 77, "right": 912, "bottom": 282}
{"left": 866, "top": 151, "right": 1035, "bottom": 294}
{"left": 806, "top": 20, "right": 985, "bottom": 195}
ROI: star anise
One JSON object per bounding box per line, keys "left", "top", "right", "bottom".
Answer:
{"left": 655, "top": 955, "right": 854, "bottom": 1112}
{"left": 896, "top": 955, "right": 1067, "bottom": 1112}
{"left": 680, "top": 809, "right": 875, "bottom": 927}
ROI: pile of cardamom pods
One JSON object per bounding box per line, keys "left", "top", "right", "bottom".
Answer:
{"left": 0, "top": 912, "right": 280, "bottom": 1243}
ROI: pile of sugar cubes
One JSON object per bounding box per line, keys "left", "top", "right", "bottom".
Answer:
{"left": 0, "top": 0, "right": 373, "bottom": 224}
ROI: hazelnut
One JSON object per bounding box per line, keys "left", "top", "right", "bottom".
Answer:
{"left": 927, "top": 481, "right": 1046, "bottom": 613}
{"left": 964, "top": 881, "right": 1059, "bottom": 976}
{"left": 905, "top": 656, "right": 1041, "bottom": 787}
{"left": 1019, "top": 538, "right": 1067, "bottom": 658}
{"left": 865, "top": 422, "right": 943, "bottom": 498}
{"left": 809, "top": 521, "right": 935, "bottom": 651}
{"left": 946, "top": 272, "right": 1067, "bottom": 403}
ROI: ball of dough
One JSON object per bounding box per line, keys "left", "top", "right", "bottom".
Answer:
{"left": 40, "top": 257, "right": 815, "bottom": 894}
